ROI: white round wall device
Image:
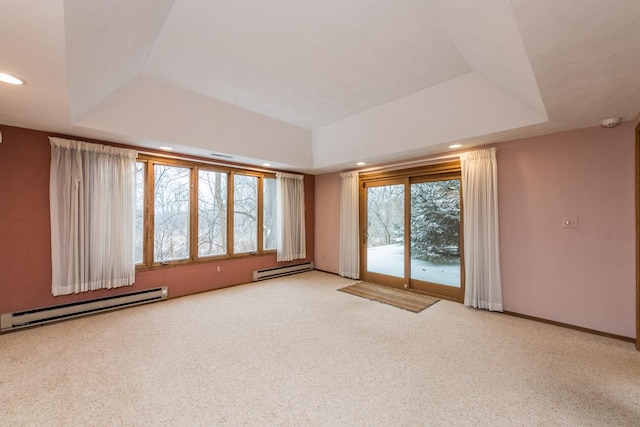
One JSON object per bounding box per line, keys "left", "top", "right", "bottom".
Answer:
{"left": 601, "top": 117, "right": 621, "bottom": 128}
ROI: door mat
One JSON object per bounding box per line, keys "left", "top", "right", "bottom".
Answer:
{"left": 338, "top": 282, "right": 440, "bottom": 313}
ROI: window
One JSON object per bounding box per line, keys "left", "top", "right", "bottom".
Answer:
{"left": 263, "top": 177, "right": 277, "bottom": 251}
{"left": 154, "top": 164, "right": 191, "bottom": 262}
{"left": 233, "top": 174, "right": 258, "bottom": 254}
{"left": 134, "top": 161, "right": 146, "bottom": 264}
{"left": 198, "top": 169, "right": 227, "bottom": 257}
{"left": 135, "top": 156, "right": 277, "bottom": 268}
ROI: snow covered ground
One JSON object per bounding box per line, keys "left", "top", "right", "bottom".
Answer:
{"left": 367, "top": 244, "right": 460, "bottom": 287}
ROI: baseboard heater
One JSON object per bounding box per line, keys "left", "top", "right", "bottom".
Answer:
{"left": 252, "top": 261, "right": 314, "bottom": 281}
{"left": 0, "top": 286, "right": 168, "bottom": 333}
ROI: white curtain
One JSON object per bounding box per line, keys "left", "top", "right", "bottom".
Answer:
{"left": 276, "top": 172, "right": 306, "bottom": 261}
{"left": 49, "top": 137, "right": 137, "bottom": 296}
{"left": 339, "top": 171, "right": 360, "bottom": 279}
{"left": 460, "top": 147, "right": 503, "bottom": 311}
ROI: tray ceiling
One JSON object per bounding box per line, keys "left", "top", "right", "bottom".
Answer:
{"left": 1, "top": 0, "right": 639, "bottom": 172}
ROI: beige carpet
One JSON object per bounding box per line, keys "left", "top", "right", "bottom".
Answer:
{"left": 1, "top": 271, "right": 639, "bottom": 425}
{"left": 338, "top": 281, "right": 439, "bottom": 312}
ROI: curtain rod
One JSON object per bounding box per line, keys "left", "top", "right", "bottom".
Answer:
{"left": 358, "top": 152, "right": 461, "bottom": 174}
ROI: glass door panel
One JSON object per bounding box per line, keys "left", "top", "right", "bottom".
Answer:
{"left": 365, "top": 183, "right": 405, "bottom": 280}
{"left": 409, "top": 179, "right": 462, "bottom": 299}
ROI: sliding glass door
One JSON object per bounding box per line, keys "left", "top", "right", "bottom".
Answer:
{"left": 362, "top": 166, "right": 464, "bottom": 301}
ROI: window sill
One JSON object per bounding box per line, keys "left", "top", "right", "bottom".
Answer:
{"left": 135, "top": 251, "right": 277, "bottom": 272}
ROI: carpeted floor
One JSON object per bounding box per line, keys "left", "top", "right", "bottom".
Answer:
{"left": 338, "top": 281, "right": 439, "bottom": 312}
{"left": 1, "top": 271, "right": 638, "bottom": 425}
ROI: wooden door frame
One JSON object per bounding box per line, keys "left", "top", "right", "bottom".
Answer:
{"left": 358, "top": 162, "right": 464, "bottom": 302}
{"left": 635, "top": 123, "right": 640, "bottom": 351}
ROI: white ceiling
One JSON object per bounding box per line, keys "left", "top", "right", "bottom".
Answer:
{"left": 1, "top": 0, "right": 639, "bottom": 173}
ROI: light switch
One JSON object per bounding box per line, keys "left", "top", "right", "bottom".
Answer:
{"left": 562, "top": 217, "right": 578, "bottom": 228}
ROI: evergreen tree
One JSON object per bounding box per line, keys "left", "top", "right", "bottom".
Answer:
{"left": 410, "top": 180, "right": 460, "bottom": 263}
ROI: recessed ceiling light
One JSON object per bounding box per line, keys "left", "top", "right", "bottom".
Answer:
{"left": 449, "top": 144, "right": 462, "bottom": 149}
{"left": 0, "top": 72, "right": 26, "bottom": 85}
{"left": 262, "top": 163, "right": 272, "bottom": 167}
{"left": 159, "top": 146, "right": 173, "bottom": 151}
{"left": 356, "top": 162, "right": 366, "bottom": 166}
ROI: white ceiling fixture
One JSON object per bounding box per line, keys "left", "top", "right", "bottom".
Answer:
{"left": 1, "top": 0, "right": 639, "bottom": 173}
{"left": 601, "top": 118, "right": 621, "bottom": 128}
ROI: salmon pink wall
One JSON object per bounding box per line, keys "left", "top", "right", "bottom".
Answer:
{"left": 498, "top": 122, "right": 635, "bottom": 338}
{"left": 314, "top": 173, "right": 341, "bottom": 272}
{"left": 0, "top": 124, "right": 314, "bottom": 313}
{"left": 314, "top": 123, "right": 636, "bottom": 338}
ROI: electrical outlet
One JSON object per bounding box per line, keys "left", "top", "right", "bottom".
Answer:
{"left": 562, "top": 217, "right": 578, "bottom": 228}
{"left": 216, "top": 266, "right": 221, "bottom": 272}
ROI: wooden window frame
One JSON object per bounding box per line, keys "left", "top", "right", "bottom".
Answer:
{"left": 135, "top": 154, "right": 276, "bottom": 271}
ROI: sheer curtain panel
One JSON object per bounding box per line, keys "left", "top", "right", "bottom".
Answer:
{"left": 276, "top": 172, "right": 306, "bottom": 262}
{"left": 460, "top": 147, "right": 503, "bottom": 311}
{"left": 339, "top": 171, "right": 360, "bottom": 279}
{"left": 49, "top": 137, "right": 137, "bottom": 296}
